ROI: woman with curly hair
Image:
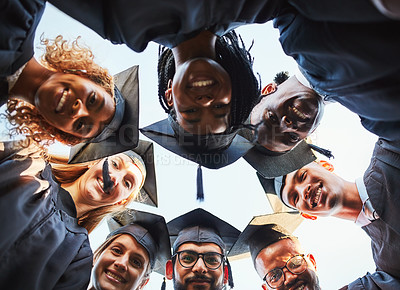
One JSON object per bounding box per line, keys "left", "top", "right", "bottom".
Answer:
{"left": 0, "top": 140, "right": 148, "bottom": 289}
{"left": 5, "top": 35, "right": 119, "bottom": 146}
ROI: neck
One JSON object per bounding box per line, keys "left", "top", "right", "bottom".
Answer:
{"left": 333, "top": 181, "right": 362, "bottom": 221}
{"left": 9, "top": 57, "right": 54, "bottom": 104}
{"left": 61, "top": 182, "right": 90, "bottom": 218}
{"left": 171, "top": 30, "right": 217, "bottom": 65}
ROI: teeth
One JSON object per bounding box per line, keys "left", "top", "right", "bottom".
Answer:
{"left": 56, "top": 90, "right": 68, "bottom": 112}
{"left": 98, "top": 179, "right": 104, "bottom": 189}
{"left": 191, "top": 80, "right": 214, "bottom": 87}
{"left": 106, "top": 270, "right": 125, "bottom": 283}
{"left": 296, "top": 285, "right": 305, "bottom": 290}
{"left": 291, "top": 106, "right": 307, "bottom": 119}
{"left": 312, "top": 187, "right": 322, "bottom": 208}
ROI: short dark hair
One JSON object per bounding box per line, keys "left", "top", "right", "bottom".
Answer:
{"left": 273, "top": 71, "right": 290, "bottom": 85}
{"left": 157, "top": 31, "right": 260, "bottom": 130}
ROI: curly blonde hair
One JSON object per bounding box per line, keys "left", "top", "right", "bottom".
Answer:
{"left": 6, "top": 35, "right": 114, "bottom": 146}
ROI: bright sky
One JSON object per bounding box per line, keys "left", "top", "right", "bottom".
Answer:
{"left": 1, "top": 4, "right": 380, "bottom": 289}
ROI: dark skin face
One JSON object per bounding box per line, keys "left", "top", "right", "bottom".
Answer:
{"left": 281, "top": 162, "right": 345, "bottom": 217}
{"left": 255, "top": 238, "right": 320, "bottom": 290}
{"left": 166, "top": 58, "right": 232, "bottom": 135}
{"left": 250, "top": 76, "right": 323, "bottom": 152}
{"left": 34, "top": 73, "right": 115, "bottom": 139}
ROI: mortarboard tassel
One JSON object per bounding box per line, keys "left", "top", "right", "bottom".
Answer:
{"left": 161, "top": 277, "right": 166, "bottom": 290}
{"left": 308, "top": 144, "right": 334, "bottom": 159}
{"left": 102, "top": 158, "right": 114, "bottom": 193}
{"left": 226, "top": 258, "right": 234, "bottom": 289}
{"left": 196, "top": 165, "right": 204, "bottom": 201}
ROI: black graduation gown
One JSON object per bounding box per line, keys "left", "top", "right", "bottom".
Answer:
{"left": 0, "top": 142, "right": 92, "bottom": 290}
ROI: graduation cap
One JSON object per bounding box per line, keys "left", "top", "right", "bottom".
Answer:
{"left": 107, "top": 209, "right": 171, "bottom": 275}
{"left": 140, "top": 117, "right": 254, "bottom": 201}
{"left": 228, "top": 212, "right": 303, "bottom": 263}
{"left": 68, "top": 139, "right": 158, "bottom": 206}
{"left": 167, "top": 208, "right": 241, "bottom": 288}
{"left": 243, "top": 140, "right": 316, "bottom": 178}
{"left": 257, "top": 172, "right": 297, "bottom": 211}
{"left": 140, "top": 117, "right": 253, "bottom": 169}
{"left": 88, "top": 65, "right": 139, "bottom": 148}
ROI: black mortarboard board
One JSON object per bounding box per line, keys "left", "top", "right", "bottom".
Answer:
{"left": 167, "top": 208, "right": 241, "bottom": 254}
{"left": 88, "top": 65, "right": 139, "bottom": 149}
{"left": 107, "top": 209, "right": 171, "bottom": 275}
{"left": 68, "top": 139, "right": 158, "bottom": 206}
{"left": 228, "top": 212, "right": 303, "bottom": 263}
{"left": 140, "top": 117, "right": 254, "bottom": 169}
{"left": 243, "top": 140, "right": 316, "bottom": 178}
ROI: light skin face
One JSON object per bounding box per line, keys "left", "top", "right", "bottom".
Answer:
{"left": 250, "top": 76, "right": 323, "bottom": 152}
{"left": 166, "top": 58, "right": 232, "bottom": 135}
{"left": 70, "top": 153, "right": 144, "bottom": 210}
{"left": 166, "top": 242, "right": 228, "bottom": 290}
{"left": 34, "top": 73, "right": 115, "bottom": 139}
{"left": 92, "top": 234, "right": 150, "bottom": 290}
{"left": 281, "top": 162, "right": 345, "bottom": 217}
{"left": 255, "top": 238, "right": 320, "bottom": 290}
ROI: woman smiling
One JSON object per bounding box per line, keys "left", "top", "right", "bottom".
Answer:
{"left": 0, "top": 141, "right": 148, "bottom": 289}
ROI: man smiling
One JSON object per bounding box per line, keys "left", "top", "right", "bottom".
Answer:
{"left": 166, "top": 208, "right": 240, "bottom": 290}
{"left": 250, "top": 72, "right": 324, "bottom": 152}
{"left": 229, "top": 212, "right": 319, "bottom": 290}
{"left": 260, "top": 138, "right": 400, "bottom": 288}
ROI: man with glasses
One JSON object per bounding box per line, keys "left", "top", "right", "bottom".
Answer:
{"left": 229, "top": 212, "right": 320, "bottom": 290}
{"left": 166, "top": 208, "right": 240, "bottom": 290}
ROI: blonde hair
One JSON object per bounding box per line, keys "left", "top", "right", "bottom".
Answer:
{"left": 6, "top": 35, "right": 114, "bottom": 146}
{"left": 49, "top": 154, "right": 144, "bottom": 234}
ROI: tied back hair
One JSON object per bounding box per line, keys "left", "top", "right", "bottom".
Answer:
{"left": 158, "top": 31, "right": 261, "bottom": 130}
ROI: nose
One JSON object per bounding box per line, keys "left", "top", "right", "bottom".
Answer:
{"left": 114, "top": 254, "right": 129, "bottom": 272}
{"left": 281, "top": 115, "right": 298, "bottom": 131}
{"left": 301, "top": 184, "right": 311, "bottom": 200}
{"left": 195, "top": 95, "right": 214, "bottom": 107}
{"left": 283, "top": 267, "right": 298, "bottom": 286}
{"left": 192, "top": 257, "right": 208, "bottom": 273}
{"left": 72, "top": 99, "right": 89, "bottom": 118}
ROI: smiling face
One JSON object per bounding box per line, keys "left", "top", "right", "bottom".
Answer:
{"left": 255, "top": 238, "right": 320, "bottom": 290}
{"left": 34, "top": 73, "right": 115, "bottom": 139}
{"left": 166, "top": 242, "right": 227, "bottom": 290}
{"left": 76, "top": 153, "right": 144, "bottom": 208}
{"left": 92, "top": 234, "right": 150, "bottom": 290}
{"left": 250, "top": 76, "right": 323, "bottom": 152}
{"left": 281, "top": 162, "right": 345, "bottom": 217}
{"left": 167, "top": 58, "right": 232, "bottom": 135}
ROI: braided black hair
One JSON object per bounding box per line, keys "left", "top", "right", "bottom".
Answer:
{"left": 157, "top": 31, "right": 260, "bottom": 130}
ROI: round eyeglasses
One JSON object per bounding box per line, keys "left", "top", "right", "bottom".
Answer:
{"left": 263, "top": 254, "right": 307, "bottom": 288}
{"left": 173, "top": 250, "right": 224, "bottom": 270}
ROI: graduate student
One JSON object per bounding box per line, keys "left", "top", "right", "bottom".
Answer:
{"left": 90, "top": 209, "right": 171, "bottom": 290}
{"left": 0, "top": 139, "right": 153, "bottom": 289}
{"left": 1, "top": 2, "right": 141, "bottom": 147}
{"left": 229, "top": 212, "right": 320, "bottom": 290}
{"left": 166, "top": 208, "right": 240, "bottom": 289}
{"left": 259, "top": 138, "right": 400, "bottom": 288}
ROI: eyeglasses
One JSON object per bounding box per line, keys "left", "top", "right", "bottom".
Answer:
{"left": 263, "top": 254, "right": 307, "bottom": 288}
{"left": 173, "top": 250, "right": 225, "bottom": 270}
